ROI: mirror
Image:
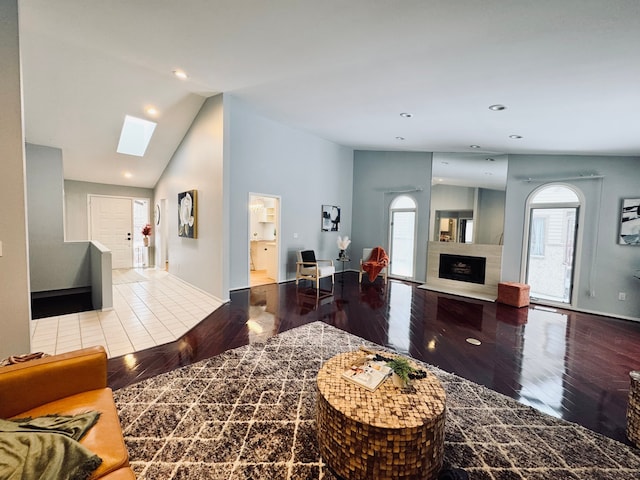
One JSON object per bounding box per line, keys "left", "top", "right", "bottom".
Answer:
{"left": 431, "top": 153, "right": 507, "bottom": 245}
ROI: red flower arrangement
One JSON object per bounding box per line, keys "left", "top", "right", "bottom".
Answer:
{"left": 141, "top": 224, "right": 152, "bottom": 236}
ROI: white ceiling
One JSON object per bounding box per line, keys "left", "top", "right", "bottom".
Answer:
{"left": 18, "top": 0, "right": 640, "bottom": 189}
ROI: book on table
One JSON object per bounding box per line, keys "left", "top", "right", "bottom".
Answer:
{"left": 342, "top": 360, "right": 391, "bottom": 392}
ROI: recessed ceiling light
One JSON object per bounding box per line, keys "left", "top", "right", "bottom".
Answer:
{"left": 396, "top": 136, "right": 405, "bottom": 140}
{"left": 470, "top": 145, "right": 481, "bottom": 149}
{"left": 399, "top": 112, "right": 413, "bottom": 118}
{"left": 123, "top": 172, "right": 133, "bottom": 178}
{"left": 509, "top": 134, "right": 523, "bottom": 139}
{"left": 172, "top": 69, "right": 188, "bottom": 80}
{"left": 145, "top": 106, "right": 159, "bottom": 117}
{"left": 488, "top": 104, "right": 506, "bottom": 111}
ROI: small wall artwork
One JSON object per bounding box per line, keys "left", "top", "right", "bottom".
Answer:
{"left": 321, "top": 204, "right": 341, "bottom": 232}
{"left": 619, "top": 198, "right": 640, "bottom": 245}
{"left": 178, "top": 190, "right": 197, "bottom": 238}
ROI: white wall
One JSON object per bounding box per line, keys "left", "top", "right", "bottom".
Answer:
{"left": 503, "top": 155, "right": 640, "bottom": 320}
{"left": 154, "top": 94, "right": 226, "bottom": 300}
{"left": 0, "top": 0, "right": 31, "bottom": 357}
{"left": 227, "top": 95, "right": 353, "bottom": 289}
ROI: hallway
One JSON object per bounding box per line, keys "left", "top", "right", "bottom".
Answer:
{"left": 30, "top": 269, "right": 223, "bottom": 358}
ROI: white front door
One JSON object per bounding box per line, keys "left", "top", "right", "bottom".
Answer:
{"left": 90, "top": 196, "right": 133, "bottom": 269}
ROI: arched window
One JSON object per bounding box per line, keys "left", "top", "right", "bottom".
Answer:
{"left": 525, "top": 184, "right": 582, "bottom": 305}
{"left": 389, "top": 195, "right": 417, "bottom": 278}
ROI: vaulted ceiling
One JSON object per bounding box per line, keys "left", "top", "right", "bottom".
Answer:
{"left": 18, "top": 0, "right": 640, "bottom": 188}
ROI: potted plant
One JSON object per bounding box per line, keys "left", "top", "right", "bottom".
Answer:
{"left": 386, "top": 357, "right": 414, "bottom": 388}
{"left": 141, "top": 224, "right": 152, "bottom": 246}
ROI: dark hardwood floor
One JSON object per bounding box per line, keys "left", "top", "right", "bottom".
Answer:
{"left": 107, "top": 272, "right": 640, "bottom": 446}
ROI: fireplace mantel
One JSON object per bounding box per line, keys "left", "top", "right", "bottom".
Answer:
{"left": 421, "top": 242, "right": 503, "bottom": 301}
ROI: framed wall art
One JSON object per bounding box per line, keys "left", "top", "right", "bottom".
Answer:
{"left": 619, "top": 198, "right": 640, "bottom": 245}
{"left": 321, "top": 204, "right": 341, "bottom": 232}
{"left": 178, "top": 190, "right": 198, "bottom": 238}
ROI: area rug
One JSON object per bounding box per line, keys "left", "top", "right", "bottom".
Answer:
{"left": 114, "top": 322, "right": 640, "bottom": 479}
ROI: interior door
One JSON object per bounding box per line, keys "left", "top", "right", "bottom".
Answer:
{"left": 90, "top": 196, "right": 133, "bottom": 269}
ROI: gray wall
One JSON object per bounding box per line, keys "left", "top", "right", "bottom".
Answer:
{"left": 227, "top": 95, "right": 354, "bottom": 289}
{"left": 90, "top": 242, "right": 112, "bottom": 310}
{"left": 154, "top": 94, "right": 227, "bottom": 300}
{"left": 26, "top": 144, "right": 92, "bottom": 292}
{"left": 476, "top": 188, "right": 506, "bottom": 245}
{"left": 352, "top": 151, "right": 432, "bottom": 282}
{"left": 64, "top": 180, "right": 154, "bottom": 241}
{"left": 503, "top": 155, "right": 640, "bottom": 320}
{"left": 0, "top": 0, "right": 31, "bottom": 358}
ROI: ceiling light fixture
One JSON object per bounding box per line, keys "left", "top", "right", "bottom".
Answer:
{"left": 396, "top": 136, "right": 405, "bottom": 140}
{"left": 399, "top": 112, "right": 413, "bottom": 118}
{"left": 172, "top": 69, "right": 188, "bottom": 80}
{"left": 488, "top": 104, "right": 506, "bottom": 111}
{"left": 123, "top": 172, "right": 132, "bottom": 178}
{"left": 486, "top": 158, "right": 495, "bottom": 162}
{"left": 470, "top": 145, "right": 481, "bottom": 149}
{"left": 145, "top": 106, "right": 159, "bottom": 117}
{"left": 509, "top": 134, "right": 523, "bottom": 139}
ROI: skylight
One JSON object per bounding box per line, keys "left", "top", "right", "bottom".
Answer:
{"left": 117, "top": 115, "right": 156, "bottom": 157}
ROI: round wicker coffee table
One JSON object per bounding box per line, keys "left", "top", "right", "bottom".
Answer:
{"left": 316, "top": 350, "right": 446, "bottom": 480}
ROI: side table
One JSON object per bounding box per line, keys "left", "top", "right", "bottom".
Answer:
{"left": 316, "top": 350, "right": 446, "bottom": 480}
{"left": 335, "top": 256, "right": 350, "bottom": 283}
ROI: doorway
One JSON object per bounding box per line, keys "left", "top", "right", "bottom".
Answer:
{"left": 248, "top": 193, "right": 280, "bottom": 287}
{"left": 524, "top": 185, "right": 581, "bottom": 304}
{"left": 89, "top": 195, "right": 150, "bottom": 269}
{"left": 156, "top": 199, "right": 168, "bottom": 271}
{"left": 389, "top": 195, "right": 417, "bottom": 279}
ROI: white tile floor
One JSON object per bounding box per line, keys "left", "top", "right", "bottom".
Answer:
{"left": 30, "top": 269, "right": 224, "bottom": 358}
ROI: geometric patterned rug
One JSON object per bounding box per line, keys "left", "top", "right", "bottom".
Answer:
{"left": 114, "top": 322, "right": 640, "bottom": 479}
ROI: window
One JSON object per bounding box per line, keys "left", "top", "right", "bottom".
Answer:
{"left": 117, "top": 115, "right": 157, "bottom": 157}
{"left": 530, "top": 217, "right": 546, "bottom": 256}
{"left": 525, "top": 184, "right": 581, "bottom": 305}
{"left": 389, "top": 195, "right": 417, "bottom": 278}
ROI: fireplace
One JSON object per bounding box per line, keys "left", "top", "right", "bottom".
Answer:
{"left": 438, "top": 254, "right": 486, "bottom": 285}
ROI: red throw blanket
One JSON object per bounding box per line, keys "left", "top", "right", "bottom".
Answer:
{"left": 362, "top": 246, "right": 389, "bottom": 282}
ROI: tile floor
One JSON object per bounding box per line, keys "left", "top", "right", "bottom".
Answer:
{"left": 30, "top": 269, "right": 224, "bottom": 358}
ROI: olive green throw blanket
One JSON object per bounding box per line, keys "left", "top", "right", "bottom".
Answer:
{"left": 0, "top": 411, "right": 102, "bottom": 480}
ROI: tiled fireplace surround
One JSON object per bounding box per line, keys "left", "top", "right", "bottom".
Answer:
{"left": 425, "top": 241, "right": 503, "bottom": 301}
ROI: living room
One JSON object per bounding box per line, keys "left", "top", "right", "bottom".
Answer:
{"left": 3, "top": 2, "right": 640, "bottom": 478}
{"left": 3, "top": 0, "right": 640, "bottom": 363}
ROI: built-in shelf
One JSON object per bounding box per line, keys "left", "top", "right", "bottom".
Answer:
{"left": 260, "top": 207, "right": 276, "bottom": 223}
